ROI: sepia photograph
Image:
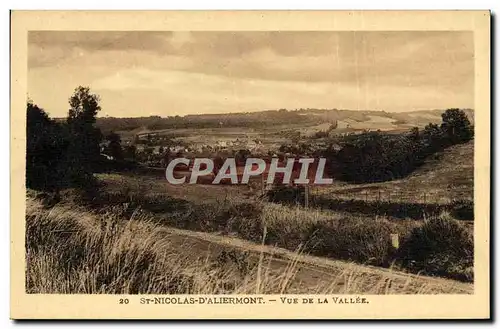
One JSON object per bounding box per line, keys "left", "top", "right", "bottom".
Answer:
{"left": 10, "top": 10, "right": 490, "bottom": 319}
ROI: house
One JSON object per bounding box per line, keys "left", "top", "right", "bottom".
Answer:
{"left": 100, "top": 153, "right": 114, "bottom": 160}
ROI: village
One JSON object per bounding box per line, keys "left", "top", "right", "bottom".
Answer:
{"left": 99, "top": 127, "right": 343, "bottom": 170}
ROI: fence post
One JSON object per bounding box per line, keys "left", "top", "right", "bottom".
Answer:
{"left": 390, "top": 234, "right": 399, "bottom": 249}
{"left": 304, "top": 185, "right": 309, "bottom": 208}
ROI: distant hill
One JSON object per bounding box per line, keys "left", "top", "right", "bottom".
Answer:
{"left": 95, "top": 108, "right": 474, "bottom": 135}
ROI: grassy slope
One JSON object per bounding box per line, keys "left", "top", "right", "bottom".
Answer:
{"left": 314, "top": 141, "right": 474, "bottom": 204}
{"left": 26, "top": 197, "right": 472, "bottom": 294}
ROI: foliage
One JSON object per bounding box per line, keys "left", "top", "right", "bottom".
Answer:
{"left": 397, "top": 214, "right": 474, "bottom": 281}
{"left": 440, "top": 108, "right": 474, "bottom": 144}
{"left": 65, "top": 86, "right": 102, "bottom": 181}
{"left": 327, "top": 109, "right": 474, "bottom": 183}
{"left": 67, "top": 86, "right": 101, "bottom": 125}
{"left": 26, "top": 102, "right": 68, "bottom": 191}
{"left": 26, "top": 86, "right": 103, "bottom": 191}
{"left": 307, "top": 218, "right": 395, "bottom": 266}
{"left": 105, "top": 132, "right": 123, "bottom": 160}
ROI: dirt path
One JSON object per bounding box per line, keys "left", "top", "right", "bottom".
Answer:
{"left": 160, "top": 226, "right": 473, "bottom": 294}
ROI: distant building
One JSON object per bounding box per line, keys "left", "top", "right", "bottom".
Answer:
{"left": 330, "top": 144, "right": 342, "bottom": 151}
{"left": 217, "top": 141, "right": 228, "bottom": 147}
{"left": 100, "top": 153, "right": 114, "bottom": 160}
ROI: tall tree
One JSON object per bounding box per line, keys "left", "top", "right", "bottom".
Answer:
{"left": 67, "top": 86, "right": 101, "bottom": 125}
{"left": 64, "top": 86, "right": 103, "bottom": 185}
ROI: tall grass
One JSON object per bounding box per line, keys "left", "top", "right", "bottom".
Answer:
{"left": 252, "top": 203, "right": 410, "bottom": 267}
{"left": 25, "top": 197, "right": 469, "bottom": 294}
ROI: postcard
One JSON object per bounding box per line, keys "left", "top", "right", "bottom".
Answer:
{"left": 10, "top": 10, "right": 490, "bottom": 319}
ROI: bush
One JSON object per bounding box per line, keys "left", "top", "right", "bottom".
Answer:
{"left": 307, "top": 218, "right": 395, "bottom": 266}
{"left": 450, "top": 200, "right": 474, "bottom": 221}
{"left": 266, "top": 185, "right": 305, "bottom": 205}
{"left": 397, "top": 214, "right": 473, "bottom": 281}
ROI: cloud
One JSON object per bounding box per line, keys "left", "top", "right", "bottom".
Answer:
{"left": 27, "top": 31, "right": 474, "bottom": 117}
{"left": 29, "top": 31, "right": 173, "bottom": 52}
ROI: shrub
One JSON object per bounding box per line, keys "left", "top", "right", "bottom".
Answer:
{"left": 397, "top": 214, "right": 473, "bottom": 281}
{"left": 266, "top": 185, "right": 305, "bottom": 205}
{"left": 450, "top": 200, "right": 474, "bottom": 221}
{"left": 255, "top": 203, "right": 399, "bottom": 267}
{"left": 307, "top": 218, "right": 395, "bottom": 266}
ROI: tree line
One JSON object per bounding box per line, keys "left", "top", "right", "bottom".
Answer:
{"left": 325, "top": 109, "right": 474, "bottom": 183}
{"left": 95, "top": 109, "right": 327, "bottom": 134}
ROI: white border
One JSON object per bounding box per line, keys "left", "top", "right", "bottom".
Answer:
{"left": 3, "top": 1, "right": 498, "bottom": 327}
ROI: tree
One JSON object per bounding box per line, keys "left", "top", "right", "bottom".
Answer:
{"left": 213, "top": 155, "right": 225, "bottom": 174}
{"left": 332, "top": 132, "right": 422, "bottom": 183}
{"left": 26, "top": 88, "right": 106, "bottom": 191}
{"left": 235, "top": 149, "right": 251, "bottom": 165}
{"left": 440, "top": 108, "right": 474, "bottom": 144}
{"left": 123, "top": 145, "right": 137, "bottom": 161}
{"left": 26, "top": 102, "right": 68, "bottom": 191}
{"left": 323, "top": 109, "right": 474, "bottom": 184}
{"left": 65, "top": 86, "right": 103, "bottom": 185}
{"left": 105, "top": 132, "right": 123, "bottom": 160}
{"left": 409, "top": 127, "right": 420, "bottom": 141}
{"left": 161, "top": 147, "right": 171, "bottom": 167}
{"left": 67, "top": 86, "right": 101, "bottom": 125}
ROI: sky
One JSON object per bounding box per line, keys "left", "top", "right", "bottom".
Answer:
{"left": 28, "top": 31, "right": 474, "bottom": 118}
